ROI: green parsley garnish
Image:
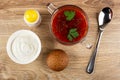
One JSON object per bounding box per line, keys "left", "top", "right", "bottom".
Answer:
{"left": 64, "top": 11, "right": 75, "bottom": 21}
{"left": 67, "top": 28, "right": 79, "bottom": 41}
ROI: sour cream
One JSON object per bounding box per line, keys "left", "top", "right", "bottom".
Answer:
{"left": 6, "top": 30, "right": 41, "bottom": 64}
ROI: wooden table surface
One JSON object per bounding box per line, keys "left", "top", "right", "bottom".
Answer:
{"left": 0, "top": 0, "right": 120, "bottom": 80}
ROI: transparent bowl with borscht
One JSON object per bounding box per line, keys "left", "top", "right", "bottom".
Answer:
{"left": 47, "top": 3, "right": 88, "bottom": 45}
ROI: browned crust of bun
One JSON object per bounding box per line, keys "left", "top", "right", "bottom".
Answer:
{"left": 46, "top": 49, "right": 69, "bottom": 71}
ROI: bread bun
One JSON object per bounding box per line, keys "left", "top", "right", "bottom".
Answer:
{"left": 46, "top": 49, "right": 69, "bottom": 71}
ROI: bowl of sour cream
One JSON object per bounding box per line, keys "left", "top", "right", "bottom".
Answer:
{"left": 6, "top": 30, "right": 41, "bottom": 64}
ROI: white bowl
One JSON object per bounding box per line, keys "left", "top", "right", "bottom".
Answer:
{"left": 6, "top": 30, "right": 41, "bottom": 64}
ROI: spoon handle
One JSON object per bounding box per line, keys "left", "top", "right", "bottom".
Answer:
{"left": 86, "top": 30, "right": 103, "bottom": 74}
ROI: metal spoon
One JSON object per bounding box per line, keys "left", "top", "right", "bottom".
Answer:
{"left": 86, "top": 7, "right": 113, "bottom": 74}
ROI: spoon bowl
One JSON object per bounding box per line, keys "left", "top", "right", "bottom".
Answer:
{"left": 98, "top": 7, "right": 113, "bottom": 29}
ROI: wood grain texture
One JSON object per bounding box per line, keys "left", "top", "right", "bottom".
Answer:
{"left": 0, "top": 0, "right": 120, "bottom": 80}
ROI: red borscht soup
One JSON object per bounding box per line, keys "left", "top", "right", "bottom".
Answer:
{"left": 51, "top": 5, "right": 88, "bottom": 44}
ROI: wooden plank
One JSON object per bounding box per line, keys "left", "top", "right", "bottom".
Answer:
{"left": 0, "top": 0, "right": 120, "bottom": 80}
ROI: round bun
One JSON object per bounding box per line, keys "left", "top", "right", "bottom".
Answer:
{"left": 46, "top": 49, "right": 69, "bottom": 71}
